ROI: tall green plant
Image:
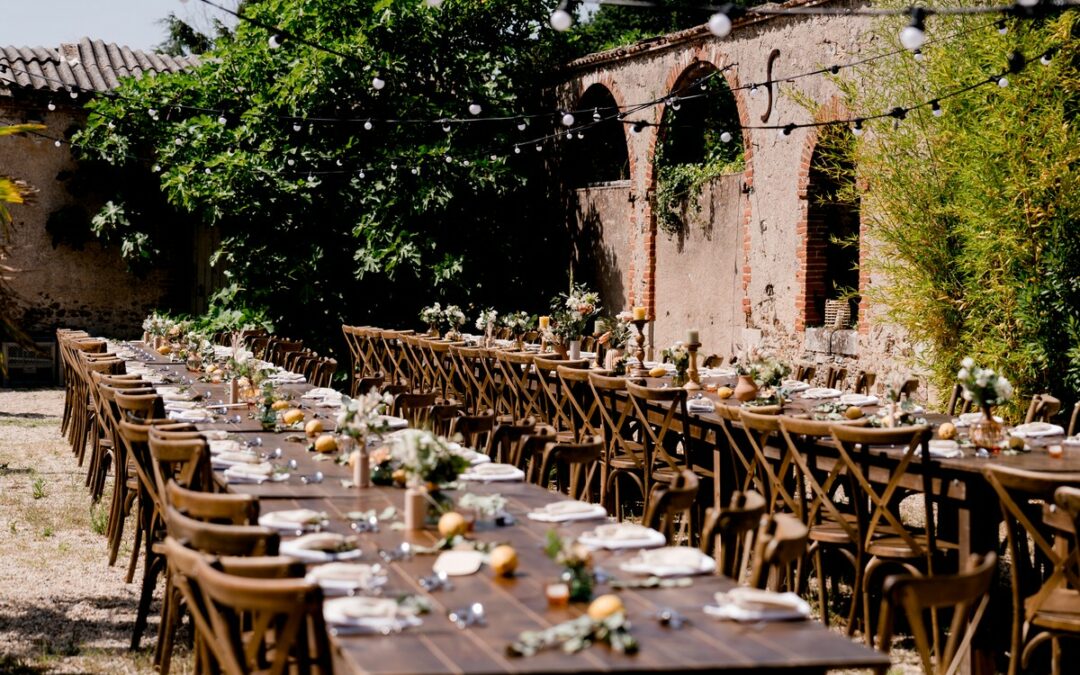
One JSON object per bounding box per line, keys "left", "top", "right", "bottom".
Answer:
{"left": 826, "top": 12, "right": 1080, "bottom": 417}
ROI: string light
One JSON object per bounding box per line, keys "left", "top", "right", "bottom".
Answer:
{"left": 900, "top": 8, "right": 927, "bottom": 51}
{"left": 424, "top": 0, "right": 444, "bottom": 8}
{"left": 997, "top": 75, "right": 1009, "bottom": 87}
{"left": 720, "top": 131, "right": 733, "bottom": 143}
{"left": 69, "top": 90, "right": 78, "bottom": 99}
{"left": 218, "top": 115, "right": 228, "bottom": 124}
{"left": 550, "top": 1, "right": 576, "bottom": 32}
{"left": 372, "top": 76, "right": 386, "bottom": 90}
{"left": 708, "top": 9, "right": 734, "bottom": 38}
{"left": 913, "top": 49, "right": 925, "bottom": 63}
{"left": 669, "top": 97, "right": 681, "bottom": 111}
{"left": 514, "top": 145, "right": 521, "bottom": 154}
{"left": 268, "top": 34, "right": 283, "bottom": 49}
{"left": 54, "top": 139, "right": 61, "bottom": 147}
{"left": 47, "top": 102, "right": 56, "bottom": 111}
{"left": 592, "top": 108, "right": 601, "bottom": 122}
{"left": 292, "top": 122, "right": 302, "bottom": 131}
{"left": 561, "top": 112, "right": 575, "bottom": 126}
{"left": 364, "top": 120, "right": 373, "bottom": 130}
{"left": 631, "top": 122, "right": 644, "bottom": 134}
{"left": 852, "top": 119, "right": 864, "bottom": 137}
{"left": 441, "top": 120, "right": 451, "bottom": 132}
{"left": 1041, "top": 50, "right": 1053, "bottom": 65}
{"left": 468, "top": 102, "right": 482, "bottom": 116}
{"left": 931, "top": 100, "right": 943, "bottom": 116}
{"left": 516, "top": 118, "right": 528, "bottom": 131}
{"left": 996, "top": 19, "right": 1008, "bottom": 35}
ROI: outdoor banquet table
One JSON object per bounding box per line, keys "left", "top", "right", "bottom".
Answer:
{"left": 124, "top": 349, "right": 891, "bottom": 674}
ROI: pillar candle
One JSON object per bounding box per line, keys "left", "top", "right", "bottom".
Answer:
{"left": 687, "top": 329, "right": 700, "bottom": 344}
{"left": 538, "top": 315, "right": 550, "bottom": 330}
{"left": 594, "top": 320, "right": 604, "bottom": 335}
{"left": 632, "top": 306, "right": 647, "bottom": 321}
{"left": 404, "top": 485, "right": 426, "bottom": 530}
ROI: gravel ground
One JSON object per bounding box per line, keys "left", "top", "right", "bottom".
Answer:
{"left": 0, "top": 388, "right": 192, "bottom": 674}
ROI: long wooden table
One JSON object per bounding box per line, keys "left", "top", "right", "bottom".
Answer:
{"left": 128, "top": 352, "right": 890, "bottom": 674}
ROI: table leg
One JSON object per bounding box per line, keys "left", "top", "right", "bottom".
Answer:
{"left": 958, "top": 478, "right": 1003, "bottom": 675}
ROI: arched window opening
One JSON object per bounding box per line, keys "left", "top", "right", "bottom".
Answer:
{"left": 654, "top": 63, "right": 744, "bottom": 236}
{"left": 569, "top": 84, "right": 630, "bottom": 187}
{"left": 804, "top": 126, "right": 860, "bottom": 328}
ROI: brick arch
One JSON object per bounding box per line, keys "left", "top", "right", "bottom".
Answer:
{"left": 566, "top": 75, "right": 635, "bottom": 182}
{"left": 794, "top": 96, "right": 865, "bottom": 333}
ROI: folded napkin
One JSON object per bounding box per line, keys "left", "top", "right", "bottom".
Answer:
{"left": 460, "top": 463, "right": 524, "bottom": 482}
{"left": 306, "top": 563, "right": 383, "bottom": 585}
{"left": 703, "top": 368, "right": 737, "bottom": 378}
{"left": 1064, "top": 435, "right": 1080, "bottom": 447}
{"left": 928, "top": 440, "right": 964, "bottom": 459}
{"left": 620, "top": 546, "right": 714, "bottom": 577}
{"left": 286, "top": 532, "right": 359, "bottom": 554}
{"left": 323, "top": 597, "right": 421, "bottom": 634}
{"left": 201, "top": 430, "right": 230, "bottom": 441}
{"left": 781, "top": 379, "right": 810, "bottom": 392}
{"left": 270, "top": 371, "right": 306, "bottom": 383}
{"left": 801, "top": 387, "right": 842, "bottom": 399}
{"left": 688, "top": 398, "right": 716, "bottom": 413}
{"left": 214, "top": 450, "right": 261, "bottom": 465}
{"left": 704, "top": 588, "right": 810, "bottom": 622}
{"left": 527, "top": 501, "right": 608, "bottom": 523}
{"left": 207, "top": 439, "right": 241, "bottom": 455}
{"left": 839, "top": 393, "right": 879, "bottom": 407}
{"left": 579, "top": 523, "right": 667, "bottom": 549}
{"left": 164, "top": 400, "right": 198, "bottom": 411}
{"left": 302, "top": 387, "right": 341, "bottom": 400}
{"left": 954, "top": 412, "right": 1003, "bottom": 427}
{"left": 259, "top": 509, "right": 328, "bottom": 530}
{"left": 168, "top": 409, "right": 214, "bottom": 422}
{"left": 591, "top": 523, "right": 658, "bottom": 541}
{"left": 224, "top": 462, "right": 274, "bottom": 483}
{"left": 1011, "top": 422, "right": 1065, "bottom": 438}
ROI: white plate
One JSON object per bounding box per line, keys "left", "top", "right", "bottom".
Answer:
{"left": 619, "top": 546, "right": 714, "bottom": 577}
{"left": 306, "top": 563, "right": 387, "bottom": 595}
{"left": 801, "top": 387, "right": 842, "bottom": 399}
{"left": 378, "top": 415, "right": 409, "bottom": 430}
{"left": 781, "top": 380, "right": 810, "bottom": 393}
{"left": 1011, "top": 422, "right": 1065, "bottom": 438}
{"left": 460, "top": 463, "right": 525, "bottom": 482}
{"left": 258, "top": 509, "right": 329, "bottom": 531}
{"left": 432, "top": 550, "right": 486, "bottom": 577}
{"left": 527, "top": 502, "right": 608, "bottom": 523}
{"left": 578, "top": 523, "right": 666, "bottom": 550}
{"left": 323, "top": 597, "right": 421, "bottom": 634}
{"left": 281, "top": 536, "right": 362, "bottom": 563}
{"left": 838, "top": 393, "right": 879, "bottom": 407}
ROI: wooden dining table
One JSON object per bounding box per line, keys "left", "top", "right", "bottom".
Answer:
{"left": 126, "top": 350, "right": 890, "bottom": 674}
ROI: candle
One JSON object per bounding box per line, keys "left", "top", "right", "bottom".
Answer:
{"left": 538, "top": 315, "right": 550, "bottom": 330}
{"left": 594, "top": 320, "right": 604, "bottom": 335}
{"left": 545, "top": 582, "right": 570, "bottom": 609}
{"left": 632, "top": 306, "right": 647, "bottom": 321}
{"left": 1048, "top": 444, "right": 1064, "bottom": 459}
{"left": 687, "top": 329, "right": 700, "bottom": 344}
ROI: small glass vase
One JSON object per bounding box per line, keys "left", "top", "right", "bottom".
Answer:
{"left": 672, "top": 369, "right": 688, "bottom": 387}
{"left": 560, "top": 566, "right": 594, "bottom": 602}
{"left": 970, "top": 406, "right": 1006, "bottom": 455}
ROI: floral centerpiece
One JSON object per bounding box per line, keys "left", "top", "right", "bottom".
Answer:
{"left": 501, "top": 311, "right": 534, "bottom": 348}
{"left": 475, "top": 307, "right": 499, "bottom": 347}
{"left": 734, "top": 347, "right": 791, "bottom": 404}
{"left": 662, "top": 341, "right": 690, "bottom": 386}
{"left": 597, "top": 313, "right": 632, "bottom": 373}
{"left": 545, "top": 283, "right": 601, "bottom": 358}
{"left": 420, "top": 303, "right": 443, "bottom": 336}
{"left": 142, "top": 311, "right": 176, "bottom": 347}
{"left": 869, "top": 373, "right": 928, "bottom": 428}
{"left": 957, "top": 358, "right": 1013, "bottom": 452}
{"left": 337, "top": 389, "right": 394, "bottom": 441}
{"left": 390, "top": 429, "right": 470, "bottom": 489}
{"left": 442, "top": 304, "right": 466, "bottom": 340}
{"left": 544, "top": 530, "right": 594, "bottom": 602}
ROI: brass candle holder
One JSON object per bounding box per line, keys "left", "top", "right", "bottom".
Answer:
{"left": 630, "top": 318, "right": 649, "bottom": 377}
{"left": 684, "top": 342, "right": 702, "bottom": 390}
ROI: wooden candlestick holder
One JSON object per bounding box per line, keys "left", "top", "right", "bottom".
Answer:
{"left": 684, "top": 341, "right": 702, "bottom": 390}
{"left": 630, "top": 319, "right": 649, "bottom": 377}
{"left": 593, "top": 332, "right": 604, "bottom": 369}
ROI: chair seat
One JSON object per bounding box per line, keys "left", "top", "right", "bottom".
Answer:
{"left": 867, "top": 534, "right": 958, "bottom": 558}
{"left": 1030, "top": 589, "right": 1080, "bottom": 632}
{"left": 808, "top": 520, "right": 858, "bottom": 545}
{"left": 609, "top": 454, "right": 644, "bottom": 471}
{"left": 654, "top": 463, "right": 715, "bottom": 481}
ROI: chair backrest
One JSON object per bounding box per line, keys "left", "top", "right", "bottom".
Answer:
{"left": 1069, "top": 402, "right": 1080, "bottom": 437}
{"left": 485, "top": 417, "right": 540, "bottom": 463}
{"left": 449, "top": 411, "right": 495, "bottom": 452}
{"left": 147, "top": 430, "right": 212, "bottom": 504}
{"left": 826, "top": 365, "right": 848, "bottom": 390}
{"left": 534, "top": 436, "right": 604, "bottom": 502}
{"left": 738, "top": 409, "right": 799, "bottom": 515}
{"left": 852, "top": 370, "right": 877, "bottom": 395}
{"left": 777, "top": 415, "right": 859, "bottom": 546}
{"left": 164, "top": 505, "right": 277, "bottom": 556}
{"left": 557, "top": 365, "right": 606, "bottom": 442}
{"left": 392, "top": 391, "right": 437, "bottom": 429}
{"left": 876, "top": 552, "right": 997, "bottom": 675}
{"left": 945, "top": 383, "right": 974, "bottom": 416}
{"left": 166, "top": 480, "right": 259, "bottom": 525}
{"left": 532, "top": 356, "right": 588, "bottom": 433}
{"left": 588, "top": 373, "right": 639, "bottom": 470}
{"left": 498, "top": 350, "right": 541, "bottom": 421}
{"left": 1024, "top": 393, "right": 1062, "bottom": 425}
{"left": 700, "top": 490, "right": 767, "bottom": 581}
{"left": 748, "top": 513, "right": 809, "bottom": 591}
{"left": 430, "top": 401, "right": 464, "bottom": 437}
{"left": 795, "top": 364, "right": 816, "bottom": 383}
{"left": 625, "top": 381, "right": 691, "bottom": 474}
{"left": 644, "top": 469, "right": 699, "bottom": 544}
{"left": 192, "top": 553, "right": 331, "bottom": 675}
{"left": 115, "top": 390, "right": 165, "bottom": 421}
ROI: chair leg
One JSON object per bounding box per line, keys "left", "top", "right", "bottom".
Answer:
{"left": 846, "top": 551, "right": 863, "bottom": 637}
{"left": 813, "top": 545, "right": 829, "bottom": 627}
{"left": 126, "top": 502, "right": 143, "bottom": 584}
{"left": 862, "top": 556, "right": 884, "bottom": 647}
{"left": 130, "top": 532, "right": 161, "bottom": 650}
{"left": 155, "top": 571, "right": 177, "bottom": 674}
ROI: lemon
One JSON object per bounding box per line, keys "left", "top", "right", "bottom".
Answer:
{"left": 438, "top": 512, "right": 468, "bottom": 539}
{"left": 313, "top": 434, "right": 337, "bottom": 453}
{"left": 1009, "top": 435, "right": 1026, "bottom": 451}
{"left": 305, "top": 419, "right": 324, "bottom": 436}
{"left": 157, "top": 344, "right": 172, "bottom": 355}
{"left": 717, "top": 386, "right": 734, "bottom": 399}
{"left": 282, "top": 409, "right": 305, "bottom": 426}
{"left": 271, "top": 400, "right": 290, "bottom": 411}
{"left": 844, "top": 406, "right": 863, "bottom": 420}
{"left": 648, "top": 366, "right": 668, "bottom": 378}
{"left": 392, "top": 468, "right": 407, "bottom": 485}
{"left": 489, "top": 544, "right": 518, "bottom": 577}
{"left": 587, "top": 594, "right": 625, "bottom": 621}
{"left": 938, "top": 422, "right": 957, "bottom": 440}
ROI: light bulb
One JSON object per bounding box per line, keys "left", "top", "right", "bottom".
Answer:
{"left": 631, "top": 122, "right": 643, "bottom": 134}
{"left": 852, "top": 120, "right": 864, "bottom": 137}
{"left": 462, "top": 159, "right": 470, "bottom": 166}
{"left": 468, "top": 102, "right": 482, "bottom": 116}
{"left": 372, "top": 77, "right": 385, "bottom": 90}
{"left": 152, "top": 164, "right": 160, "bottom": 172}
{"left": 576, "top": 132, "right": 584, "bottom": 139}
{"left": 779, "top": 124, "right": 795, "bottom": 137}
{"left": 750, "top": 84, "right": 759, "bottom": 97}
{"left": 561, "top": 112, "right": 575, "bottom": 127}
{"left": 490, "top": 154, "right": 498, "bottom": 161}
{"left": 900, "top": 26, "right": 926, "bottom": 51}
{"left": 445, "top": 155, "right": 453, "bottom": 163}
{"left": 69, "top": 90, "right": 78, "bottom": 99}
{"left": 514, "top": 146, "right": 521, "bottom": 154}
{"left": 287, "top": 159, "right": 295, "bottom": 166}
{"left": 107, "top": 122, "right": 115, "bottom": 130}
{"left": 708, "top": 12, "right": 732, "bottom": 38}
{"left": 516, "top": 119, "right": 527, "bottom": 131}
{"left": 1017, "top": 0, "right": 1039, "bottom": 5}
{"left": 148, "top": 108, "right": 157, "bottom": 118}
{"left": 268, "top": 34, "right": 283, "bottom": 49}
{"left": 931, "top": 101, "right": 943, "bottom": 117}
{"left": 592, "top": 108, "right": 601, "bottom": 122}
{"left": 425, "top": 0, "right": 444, "bottom": 7}
{"left": 535, "top": 144, "right": 542, "bottom": 152}
{"left": 293, "top": 123, "right": 302, "bottom": 132}
{"left": 997, "top": 20, "right": 1007, "bottom": 36}
{"left": 1041, "top": 53, "right": 1052, "bottom": 66}
{"left": 550, "top": 9, "right": 573, "bottom": 32}
{"left": 358, "top": 170, "right": 365, "bottom": 178}
{"left": 364, "top": 120, "right": 373, "bottom": 130}
{"left": 670, "top": 97, "right": 681, "bottom": 111}
{"left": 390, "top": 163, "right": 397, "bottom": 170}
{"left": 720, "top": 131, "right": 733, "bottom": 143}
{"left": 997, "top": 76, "right": 1009, "bottom": 88}
{"left": 206, "top": 168, "right": 212, "bottom": 175}
{"left": 411, "top": 167, "right": 419, "bottom": 175}
{"left": 336, "top": 159, "right": 343, "bottom": 166}
{"left": 218, "top": 115, "right": 228, "bottom": 125}
{"left": 54, "top": 140, "right": 61, "bottom": 147}
{"left": 913, "top": 49, "right": 924, "bottom": 62}
{"left": 441, "top": 120, "right": 451, "bottom": 132}
{"left": 47, "top": 102, "right": 56, "bottom": 111}
{"left": 174, "top": 138, "right": 183, "bottom": 146}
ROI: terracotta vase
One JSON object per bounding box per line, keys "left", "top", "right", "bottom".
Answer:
{"left": 553, "top": 342, "right": 569, "bottom": 359}
{"left": 734, "top": 375, "right": 759, "bottom": 402}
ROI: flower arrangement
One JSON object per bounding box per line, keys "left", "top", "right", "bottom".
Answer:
{"left": 419, "top": 302, "right": 443, "bottom": 328}
{"left": 957, "top": 358, "right": 1013, "bottom": 409}
{"left": 544, "top": 530, "right": 594, "bottom": 602}
{"left": 390, "top": 429, "right": 470, "bottom": 488}
{"left": 735, "top": 347, "right": 791, "bottom": 388}
{"left": 337, "top": 389, "right": 395, "bottom": 439}
{"left": 142, "top": 311, "right": 175, "bottom": 339}
{"left": 475, "top": 307, "right": 499, "bottom": 333}
{"left": 501, "top": 310, "right": 533, "bottom": 336}
{"left": 547, "top": 283, "right": 601, "bottom": 343}
{"left": 662, "top": 341, "right": 690, "bottom": 385}
{"left": 442, "top": 304, "right": 466, "bottom": 337}
{"left": 597, "top": 313, "right": 633, "bottom": 350}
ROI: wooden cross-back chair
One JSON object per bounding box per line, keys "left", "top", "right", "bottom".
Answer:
{"left": 64, "top": 338, "right": 107, "bottom": 456}
{"left": 449, "top": 345, "right": 486, "bottom": 414}
{"left": 713, "top": 403, "right": 771, "bottom": 501}
{"left": 147, "top": 428, "right": 214, "bottom": 502}
{"left": 268, "top": 339, "right": 305, "bottom": 367}
{"left": 795, "top": 364, "right": 816, "bottom": 383}
{"left": 557, "top": 365, "right": 607, "bottom": 444}
{"left": 191, "top": 554, "right": 332, "bottom": 675}
{"left": 392, "top": 391, "right": 437, "bottom": 429}
{"left": 353, "top": 373, "right": 384, "bottom": 399}
{"left": 356, "top": 326, "right": 382, "bottom": 379}
{"left": 738, "top": 409, "right": 801, "bottom": 517}
{"left": 70, "top": 346, "right": 113, "bottom": 462}
{"left": 589, "top": 372, "right": 645, "bottom": 516}
{"left": 853, "top": 370, "right": 877, "bottom": 395}
{"left": 946, "top": 383, "right": 974, "bottom": 416}
{"left": 532, "top": 356, "right": 588, "bottom": 441}
{"left": 87, "top": 371, "right": 144, "bottom": 502}
{"left": 644, "top": 469, "right": 700, "bottom": 545}
{"left": 1069, "top": 402, "right": 1080, "bottom": 437}
{"left": 82, "top": 357, "right": 125, "bottom": 472}
{"left": 431, "top": 401, "right": 464, "bottom": 437}
{"left": 400, "top": 335, "right": 433, "bottom": 393}
{"left": 311, "top": 357, "right": 337, "bottom": 388}
{"left": 340, "top": 324, "right": 364, "bottom": 384}
{"left": 486, "top": 417, "right": 543, "bottom": 465}
{"left": 830, "top": 423, "right": 952, "bottom": 644}
{"left": 983, "top": 467, "right": 1080, "bottom": 675}
{"left": 498, "top": 350, "right": 543, "bottom": 422}
{"left": 532, "top": 436, "right": 604, "bottom": 502}
{"left": 1024, "top": 393, "right": 1062, "bottom": 425}
{"left": 778, "top": 415, "right": 863, "bottom": 631}
{"left": 375, "top": 330, "right": 405, "bottom": 386}
{"left": 876, "top": 552, "right": 997, "bottom": 675}
{"left": 56, "top": 329, "right": 91, "bottom": 438}
{"left": 701, "top": 490, "right": 767, "bottom": 582}
{"left": 449, "top": 411, "right": 495, "bottom": 452}
{"left": 748, "top": 513, "right": 810, "bottom": 592}
{"left": 826, "top": 365, "right": 848, "bottom": 390}
{"left": 479, "top": 348, "right": 515, "bottom": 420}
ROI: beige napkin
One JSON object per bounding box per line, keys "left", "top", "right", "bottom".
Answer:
{"left": 225, "top": 462, "right": 273, "bottom": 478}
{"left": 335, "top": 597, "right": 398, "bottom": 620}
{"left": 473, "top": 463, "right": 518, "bottom": 476}
{"left": 216, "top": 451, "right": 260, "bottom": 464}
{"left": 544, "top": 501, "right": 596, "bottom": 515}
{"left": 591, "top": 523, "right": 656, "bottom": 541}
{"left": 290, "top": 532, "right": 356, "bottom": 553}
{"left": 263, "top": 509, "right": 326, "bottom": 526}
{"left": 306, "top": 563, "right": 381, "bottom": 584}
{"left": 208, "top": 439, "right": 241, "bottom": 455}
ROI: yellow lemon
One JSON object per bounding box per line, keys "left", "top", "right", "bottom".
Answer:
{"left": 210, "top": 373, "right": 223, "bottom": 384}
{"left": 392, "top": 468, "right": 407, "bottom": 485}
{"left": 305, "top": 419, "right": 324, "bottom": 436}
{"left": 587, "top": 594, "right": 625, "bottom": 621}
{"left": 717, "top": 386, "right": 734, "bottom": 399}
{"left": 844, "top": 406, "right": 864, "bottom": 420}
{"left": 271, "top": 400, "right": 290, "bottom": 411}
{"left": 282, "top": 408, "right": 305, "bottom": 426}
{"left": 313, "top": 434, "right": 337, "bottom": 453}
{"left": 938, "top": 422, "right": 957, "bottom": 440}
{"left": 648, "top": 366, "right": 668, "bottom": 378}
{"left": 157, "top": 344, "right": 172, "bottom": 355}
{"left": 1009, "top": 435, "right": 1026, "bottom": 451}
{"left": 489, "top": 545, "right": 518, "bottom": 577}
{"left": 438, "top": 512, "right": 468, "bottom": 539}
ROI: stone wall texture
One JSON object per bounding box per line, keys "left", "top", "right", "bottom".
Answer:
{"left": 0, "top": 100, "right": 169, "bottom": 339}
{"left": 560, "top": 2, "right": 922, "bottom": 396}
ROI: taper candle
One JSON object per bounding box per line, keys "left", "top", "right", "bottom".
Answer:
{"left": 632, "top": 306, "right": 647, "bottom": 321}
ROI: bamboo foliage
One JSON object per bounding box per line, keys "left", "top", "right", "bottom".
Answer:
{"left": 0, "top": 124, "right": 43, "bottom": 371}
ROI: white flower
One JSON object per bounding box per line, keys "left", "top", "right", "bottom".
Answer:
{"left": 957, "top": 368, "right": 969, "bottom": 381}
{"left": 961, "top": 357, "right": 974, "bottom": 369}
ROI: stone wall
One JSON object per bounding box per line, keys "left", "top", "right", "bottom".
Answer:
{"left": 0, "top": 99, "right": 170, "bottom": 339}
{"left": 559, "top": 1, "right": 923, "bottom": 397}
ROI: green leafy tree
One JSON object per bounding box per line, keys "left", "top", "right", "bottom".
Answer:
{"left": 825, "top": 11, "right": 1080, "bottom": 417}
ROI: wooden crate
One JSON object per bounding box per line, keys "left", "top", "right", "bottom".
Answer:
{"left": 824, "top": 299, "right": 852, "bottom": 329}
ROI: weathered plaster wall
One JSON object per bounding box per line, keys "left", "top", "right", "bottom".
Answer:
{"left": 560, "top": 1, "right": 922, "bottom": 396}
{"left": 0, "top": 100, "right": 169, "bottom": 338}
